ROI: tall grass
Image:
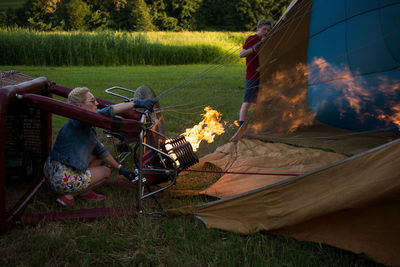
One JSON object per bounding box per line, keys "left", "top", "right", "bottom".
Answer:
{"left": 0, "top": 28, "right": 248, "bottom": 66}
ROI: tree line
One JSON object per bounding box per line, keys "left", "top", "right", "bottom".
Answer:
{"left": 0, "top": 0, "right": 290, "bottom": 31}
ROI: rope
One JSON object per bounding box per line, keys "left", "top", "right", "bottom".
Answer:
{"left": 156, "top": 2, "right": 287, "bottom": 101}
{"left": 154, "top": 0, "right": 399, "bottom": 132}
{"left": 253, "top": 0, "right": 400, "bottom": 91}
{"left": 239, "top": 24, "right": 400, "bottom": 99}
{"left": 248, "top": 127, "right": 398, "bottom": 141}
{"left": 162, "top": 167, "right": 301, "bottom": 176}
{"left": 157, "top": 1, "right": 315, "bottom": 102}
{"left": 245, "top": 0, "right": 314, "bottom": 82}
{"left": 205, "top": 6, "right": 400, "bottom": 109}
{"left": 163, "top": 111, "right": 194, "bottom": 122}
{"left": 157, "top": 42, "right": 243, "bottom": 100}
{"left": 160, "top": 87, "right": 243, "bottom": 112}
{"left": 157, "top": 0, "right": 315, "bottom": 112}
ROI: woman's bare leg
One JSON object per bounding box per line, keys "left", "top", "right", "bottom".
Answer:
{"left": 80, "top": 155, "right": 111, "bottom": 193}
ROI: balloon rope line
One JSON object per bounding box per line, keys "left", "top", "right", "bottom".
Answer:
{"left": 159, "top": 88, "right": 242, "bottom": 111}
{"left": 248, "top": 127, "right": 398, "bottom": 140}
{"left": 247, "top": 0, "right": 340, "bottom": 82}
{"left": 159, "top": 48, "right": 241, "bottom": 100}
{"left": 159, "top": 18, "right": 399, "bottom": 118}
{"left": 163, "top": 168, "right": 301, "bottom": 176}
{"left": 157, "top": 0, "right": 313, "bottom": 101}
{"left": 158, "top": 0, "right": 325, "bottom": 109}
{"left": 232, "top": 24, "right": 400, "bottom": 99}
{"left": 157, "top": 6, "right": 286, "bottom": 100}
{"left": 255, "top": 25, "right": 400, "bottom": 91}
{"left": 157, "top": 43, "right": 243, "bottom": 99}
{"left": 158, "top": 0, "right": 315, "bottom": 111}
{"left": 253, "top": 0, "right": 400, "bottom": 89}
{"left": 155, "top": 0, "right": 315, "bottom": 111}
{"left": 245, "top": 0, "right": 314, "bottom": 82}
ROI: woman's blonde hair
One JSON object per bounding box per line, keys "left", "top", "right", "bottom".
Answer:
{"left": 68, "top": 87, "right": 90, "bottom": 106}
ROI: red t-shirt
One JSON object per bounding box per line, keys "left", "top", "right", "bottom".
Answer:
{"left": 243, "top": 34, "right": 261, "bottom": 80}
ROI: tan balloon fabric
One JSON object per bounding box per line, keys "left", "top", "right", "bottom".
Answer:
{"left": 198, "top": 138, "right": 347, "bottom": 198}
{"left": 169, "top": 139, "right": 400, "bottom": 266}
{"left": 247, "top": 0, "right": 314, "bottom": 136}
{"left": 245, "top": 121, "right": 397, "bottom": 156}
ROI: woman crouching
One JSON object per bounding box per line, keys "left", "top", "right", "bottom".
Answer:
{"left": 43, "top": 87, "right": 154, "bottom": 207}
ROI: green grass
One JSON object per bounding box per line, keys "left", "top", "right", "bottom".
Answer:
{"left": 1, "top": 65, "right": 245, "bottom": 154}
{"left": 0, "top": 29, "right": 248, "bottom": 66}
{"left": 0, "top": 65, "right": 381, "bottom": 266}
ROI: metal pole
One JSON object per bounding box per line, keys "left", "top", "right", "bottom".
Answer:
{"left": 137, "top": 113, "right": 146, "bottom": 212}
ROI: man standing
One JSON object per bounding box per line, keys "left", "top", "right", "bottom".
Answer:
{"left": 238, "top": 19, "right": 272, "bottom": 127}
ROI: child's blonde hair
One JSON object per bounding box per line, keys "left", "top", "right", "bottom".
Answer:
{"left": 257, "top": 19, "right": 273, "bottom": 29}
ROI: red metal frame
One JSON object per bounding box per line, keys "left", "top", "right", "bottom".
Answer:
{"left": 0, "top": 78, "right": 143, "bottom": 234}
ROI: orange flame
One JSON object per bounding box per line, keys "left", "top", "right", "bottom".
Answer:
{"left": 181, "top": 106, "right": 225, "bottom": 151}
{"left": 310, "top": 57, "right": 372, "bottom": 117}
{"left": 251, "top": 56, "right": 400, "bottom": 133}
{"left": 251, "top": 62, "right": 315, "bottom": 133}
{"left": 164, "top": 142, "right": 180, "bottom": 167}
{"left": 310, "top": 57, "right": 400, "bottom": 129}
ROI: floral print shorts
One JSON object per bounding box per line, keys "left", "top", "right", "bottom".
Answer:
{"left": 43, "top": 157, "right": 92, "bottom": 194}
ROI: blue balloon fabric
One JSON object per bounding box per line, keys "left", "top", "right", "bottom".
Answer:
{"left": 307, "top": 0, "right": 400, "bottom": 131}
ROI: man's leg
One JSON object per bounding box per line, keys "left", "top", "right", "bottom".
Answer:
{"left": 240, "top": 79, "right": 259, "bottom": 126}
{"left": 239, "top": 102, "right": 251, "bottom": 126}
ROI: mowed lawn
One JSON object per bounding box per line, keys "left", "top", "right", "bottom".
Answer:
{"left": 1, "top": 64, "right": 245, "bottom": 146}
{"left": 0, "top": 65, "right": 381, "bottom": 266}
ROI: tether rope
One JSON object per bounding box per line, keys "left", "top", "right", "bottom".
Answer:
{"left": 160, "top": 168, "right": 301, "bottom": 176}
{"left": 154, "top": 1, "right": 318, "bottom": 127}
{"left": 159, "top": 86, "right": 243, "bottom": 112}
{"left": 167, "top": 18, "right": 400, "bottom": 114}
{"left": 156, "top": 43, "right": 243, "bottom": 100}
{"left": 246, "top": 25, "right": 400, "bottom": 96}
{"left": 156, "top": 6, "right": 287, "bottom": 100}
{"left": 154, "top": 0, "right": 399, "bottom": 139}
{"left": 244, "top": 0, "right": 314, "bottom": 83}
{"left": 248, "top": 127, "right": 398, "bottom": 141}
{"left": 247, "top": 0, "right": 400, "bottom": 93}
{"left": 158, "top": 0, "right": 315, "bottom": 112}
{"left": 157, "top": 0, "right": 315, "bottom": 103}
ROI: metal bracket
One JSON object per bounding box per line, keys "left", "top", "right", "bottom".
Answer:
{"left": 105, "top": 86, "right": 136, "bottom": 101}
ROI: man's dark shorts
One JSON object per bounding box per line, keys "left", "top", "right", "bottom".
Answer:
{"left": 243, "top": 79, "right": 259, "bottom": 103}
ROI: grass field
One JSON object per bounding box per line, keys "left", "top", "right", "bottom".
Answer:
{"left": 0, "top": 29, "right": 248, "bottom": 66}
{"left": 0, "top": 65, "right": 381, "bottom": 266}
{"left": 0, "top": 64, "right": 245, "bottom": 148}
